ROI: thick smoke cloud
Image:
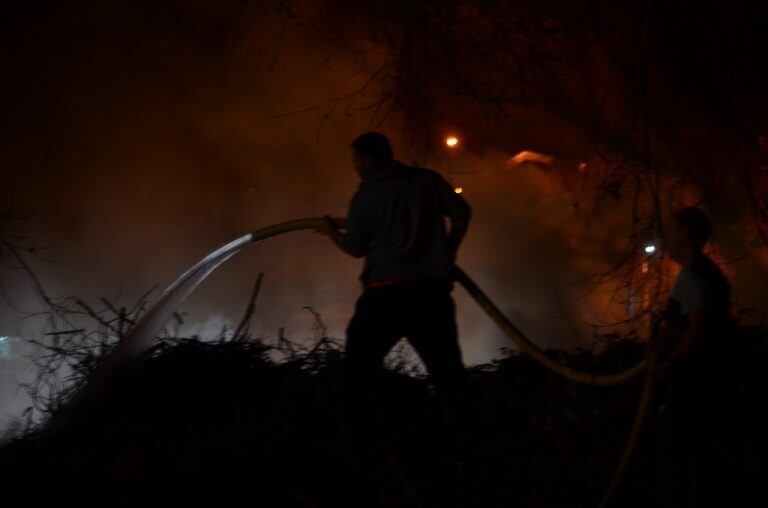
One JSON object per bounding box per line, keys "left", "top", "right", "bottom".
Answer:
{"left": 0, "top": 0, "right": 650, "bottom": 373}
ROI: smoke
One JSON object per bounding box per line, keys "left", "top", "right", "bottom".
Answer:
{"left": 0, "top": 0, "right": 681, "bottom": 371}
{"left": 11, "top": 1, "right": 768, "bottom": 437}
{"left": 13, "top": 0, "right": 768, "bottom": 380}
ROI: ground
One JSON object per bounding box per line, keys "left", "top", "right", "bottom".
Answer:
{"left": 0, "top": 332, "right": 765, "bottom": 507}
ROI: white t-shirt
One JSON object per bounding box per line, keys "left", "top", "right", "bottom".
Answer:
{"left": 671, "top": 261, "right": 710, "bottom": 316}
{"left": 666, "top": 255, "right": 732, "bottom": 361}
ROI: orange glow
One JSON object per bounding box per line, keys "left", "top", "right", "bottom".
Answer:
{"left": 454, "top": 187, "right": 463, "bottom": 194}
{"left": 578, "top": 162, "right": 587, "bottom": 172}
{"left": 509, "top": 150, "right": 554, "bottom": 165}
{"left": 445, "top": 136, "right": 459, "bottom": 147}
{"left": 642, "top": 261, "right": 649, "bottom": 274}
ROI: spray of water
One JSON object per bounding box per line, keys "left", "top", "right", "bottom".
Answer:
{"left": 107, "top": 218, "right": 335, "bottom": 368}
{"left": 114, "top": 233, "right": 253, "bottom": 360}
{"left": 44, "top": 219, "right": 331, "bottom": 433}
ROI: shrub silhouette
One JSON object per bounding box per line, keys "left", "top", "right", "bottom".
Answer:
{"left": 1, "top": 328, "right": 765, "bottom": 507}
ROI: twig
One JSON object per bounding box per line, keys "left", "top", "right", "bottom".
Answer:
{"left": 233, "top": 273, "right": 265, "bottom": 341}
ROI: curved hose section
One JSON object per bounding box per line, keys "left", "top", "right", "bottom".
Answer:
{"left": 454, "top": 267, "right": 647, "bottom": 386}
{"left": 597, "top": 352, "right": 658, "bottom": 508}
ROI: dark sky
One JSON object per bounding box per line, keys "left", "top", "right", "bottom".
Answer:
{"left": 3, "top": 0, "right": 767, "bottom": 367}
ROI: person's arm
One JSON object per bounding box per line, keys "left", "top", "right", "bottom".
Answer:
{"left": 446, "top": 216, "right": 470, "bottom": 261}
{"left": 661, "top": 270, "right": 711, "bottom": 375}
{"left": 315, "top": 216, "right": 364, "bottom": 258}
{"left": 668, "top": 311, "right": 707, "bottom": 362}
{"left": 435, "top": 173, "right": 472, "bottom": 261}
{"left": 316, "top": 192, "right": 368, "bottom": 258}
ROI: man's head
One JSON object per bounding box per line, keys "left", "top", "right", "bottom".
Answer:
{"left": 667, "top": 207, "right": 712, "bottom": 263}
{"left": 350, "top": 132, "right": 393, "bottom": 176}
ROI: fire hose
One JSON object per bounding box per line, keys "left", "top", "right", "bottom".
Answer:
{"left": 52, "top": 217, "right": 656, "bottom": 507}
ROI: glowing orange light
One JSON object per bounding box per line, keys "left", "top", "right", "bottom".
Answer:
{"left": 578, "top": 162, "right": 588, "bottom": 172}
{"left": 509, "top": 150, "right": 554, "bottom": 165}
{"left": 445, "top": 136, "right": 459, "bottom": 147}
{"left": 454, "top": 187, "right": 463, "bottom": 194}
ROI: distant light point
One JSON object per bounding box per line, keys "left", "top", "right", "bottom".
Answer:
{"left": 644, "top": 244, "right": 656, "bottom": 254}
{"left": 445, "top": 136, "right": 459, "bottom": 148}
{"left": 454, "top": 187, "right": 463, "bottom": 194}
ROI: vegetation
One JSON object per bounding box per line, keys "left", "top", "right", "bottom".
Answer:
{"left": 1, "top": 322, "right": 764, "bottom": 507}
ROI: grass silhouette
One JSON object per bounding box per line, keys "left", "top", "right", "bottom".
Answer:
{"left": 0, "top": 327, "right": 765, "bottom": 507}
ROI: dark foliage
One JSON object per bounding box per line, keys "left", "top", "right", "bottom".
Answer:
{"left": 2, "top": 328, "right": 766, "bottom": 507}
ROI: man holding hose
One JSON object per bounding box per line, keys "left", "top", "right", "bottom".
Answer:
{"left": 315, "top": 131, "right": 472, "bottom": 437}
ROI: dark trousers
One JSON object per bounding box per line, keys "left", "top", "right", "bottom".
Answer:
{"left": 343, "top": 279, "right": 470, "bottom": 433}
{"left": 654, "top": 357, "right": 727, "bottom": 507}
